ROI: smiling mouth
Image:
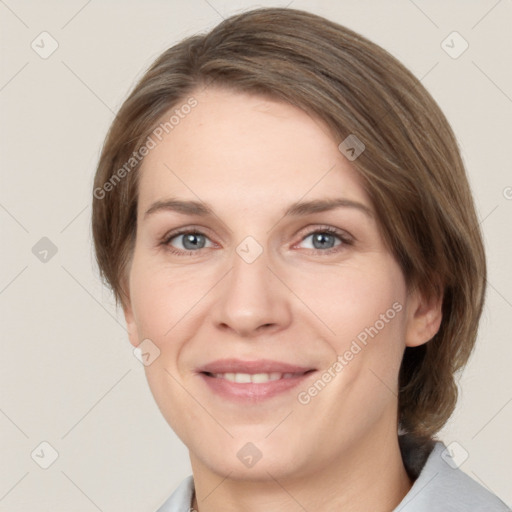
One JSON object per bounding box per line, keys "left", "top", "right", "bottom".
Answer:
{"left": 198, "top": 369, "right": 317, "bottom": 402}
{"left": 202, "top": 370, "right": 315, "bottom": 383}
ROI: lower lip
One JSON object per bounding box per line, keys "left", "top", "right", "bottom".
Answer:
{"left": 199, "top": 372, "right": 315, "bottom": 402}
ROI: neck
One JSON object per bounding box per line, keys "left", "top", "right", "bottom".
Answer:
{"left": 190, "top": 429, "right": 412, "bottom": 512}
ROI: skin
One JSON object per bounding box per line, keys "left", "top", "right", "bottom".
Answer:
{"left": 122, "top": 87, "right": 442, "bottom": 512}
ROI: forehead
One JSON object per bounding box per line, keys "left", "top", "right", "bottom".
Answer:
{"left": 137, "top": 87, "right": 370, "bottom": 215}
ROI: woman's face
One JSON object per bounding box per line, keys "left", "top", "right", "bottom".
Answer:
{"left": 124, "top": 87, "right": 430, "bottom": 481}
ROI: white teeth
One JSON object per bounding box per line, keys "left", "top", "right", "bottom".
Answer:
{"left": 234, "top": 373, "right": 252, "bottom": 383}
{"left": 251, "top": 372, "right": 282, "bottom": 383}
{"left": 212, "top": 372, "right": 297, "bottom": 383}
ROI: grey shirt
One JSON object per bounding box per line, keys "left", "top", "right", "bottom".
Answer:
{"left": 155, "top": 442, "right": 509, "bottom": 511}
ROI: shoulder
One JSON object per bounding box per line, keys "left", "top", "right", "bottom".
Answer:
{"left": 154, "top": 475, "right": 194, "bottom": 512}
{"left": 396, "top": 441, "right": 510, "bottom": 511}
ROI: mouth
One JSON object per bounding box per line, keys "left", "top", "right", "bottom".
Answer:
{"left": 202, "top": 370, "right": 314, "bottom": 383}
{"left": 197, "top": 359, "right": 317, "bottom": 402}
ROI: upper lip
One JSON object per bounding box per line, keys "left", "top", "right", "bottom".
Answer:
{"left": 198, "top": 358, "right": 316, "bottom": 375}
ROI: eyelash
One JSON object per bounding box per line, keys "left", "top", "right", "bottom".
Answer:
{"left": 160, "top": 225, "right": 353, "bottom": 257}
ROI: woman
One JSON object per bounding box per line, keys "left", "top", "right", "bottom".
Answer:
{"left": 92, "top": 7, "right": 509, "bottom": 511}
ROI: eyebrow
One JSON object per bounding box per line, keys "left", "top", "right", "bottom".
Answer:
{"left": 143, "top": 197, "right": 373, "bottom": 220}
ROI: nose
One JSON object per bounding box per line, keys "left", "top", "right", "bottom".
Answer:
{"left": 211, "top": 245, "right": 292, "bottom": 338}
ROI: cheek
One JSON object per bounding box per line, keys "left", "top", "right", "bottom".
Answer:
{"left": 300, "top": 259, "right": 408, "bottom": 390}
{"left": 128, "top": 260, "right": 207, "bottom": 440}
{"left": 299, "top": 264, "right": 407, "bottom": 435}
{"left": 290, "top": 258, "right": 407, "bottom": 342}
{"left": 129, "top": 259, "right": 203, "bottom": 345}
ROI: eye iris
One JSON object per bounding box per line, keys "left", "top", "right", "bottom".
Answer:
{"left": 313, "top": 232, "right": 336, "bottom": 249}
{"left": 182, "top": 233, "right": 205, "bottom": 250}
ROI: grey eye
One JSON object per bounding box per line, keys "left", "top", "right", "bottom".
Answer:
{"left": 300, "top": 232, "right": 342, "bottom": 250}
{"left": 170, "top": 232, "right": 211, "bottom": 251}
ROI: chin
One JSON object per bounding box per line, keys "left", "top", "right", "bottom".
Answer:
{"left": 191, "top": 435, "right": 314, "bottom": 482}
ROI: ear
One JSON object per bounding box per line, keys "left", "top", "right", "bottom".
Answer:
{"left": 120, "top": 283, "right": 140, "bottom": 349}
{"left": 405, "top": 285, "right": 443, "bottom": 348}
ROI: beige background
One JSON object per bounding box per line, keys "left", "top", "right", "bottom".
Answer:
{"left": 1, "top": 0, "right": 511, "bottom": 510}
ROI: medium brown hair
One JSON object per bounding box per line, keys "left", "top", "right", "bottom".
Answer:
{"left": 92, "top": 8, "right": 486, "bottom": 440}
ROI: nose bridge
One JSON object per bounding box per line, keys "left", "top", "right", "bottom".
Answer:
{"left": 212, "top": 237, "right": 291, "bottom": 336}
